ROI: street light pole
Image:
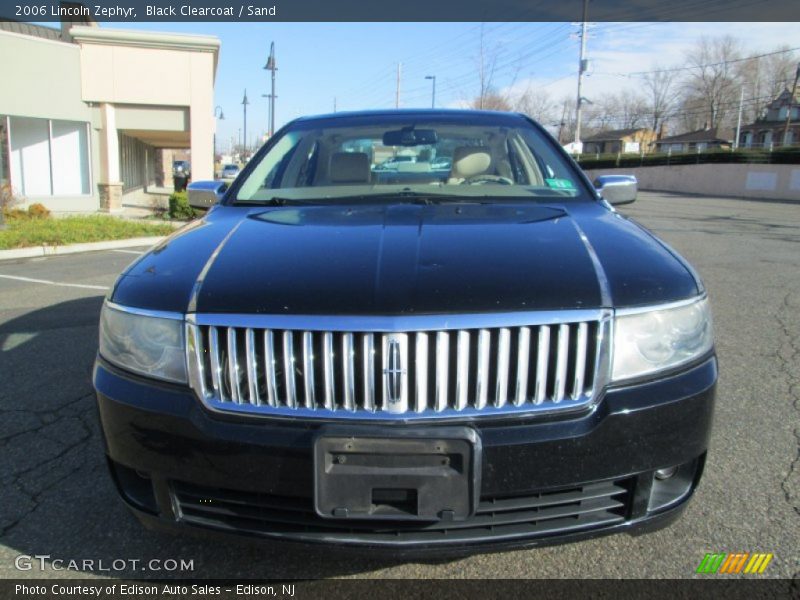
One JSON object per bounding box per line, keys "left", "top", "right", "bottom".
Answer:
{"left": 213, "top": 105, "right": 224, "bottom": 172}
{"left": 425, "top": 75, "right": 436, "bottom": 108}
{"left": 781, "top": 63, "right": 800, "bottom": 147}
{"left": 734, "top": 87, "right": 743, "bottom": 149}
{"left": 241, "top": 90, "right": 249, "bottom": 159}
{"left": 264, "top": 42, "right": 277, "bottom": 137}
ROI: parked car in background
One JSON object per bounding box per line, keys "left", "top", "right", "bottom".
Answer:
{"left": 220, "top": 164, "right": 241, "bottom": 179}
{"left": 431, "top": 156, "right": 452, "bottom": 171}
{"left": 373, "top": 155, "right": 416, "bottom": 171}
{"left": 95, "top": 109, "right": 715, "bottom": 555}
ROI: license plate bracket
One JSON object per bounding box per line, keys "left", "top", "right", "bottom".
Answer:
{"left": 313, "top": 426, "right": 481, "bottom": 521}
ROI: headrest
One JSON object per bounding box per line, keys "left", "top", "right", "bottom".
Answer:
{"left": 329, "top": 152, "right": 371, "bottom": 184}
{"left": 450, "top": 146, "right": 492, "bottom": 180}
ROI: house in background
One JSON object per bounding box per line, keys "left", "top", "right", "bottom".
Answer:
{"left": 738, "top": 88, "right": 800, "bottom": 148}
{"left": 581, "top": 128, "right": 657, "bottom": 155}
{"left": 0, "top": 19, "right": 219, "bottom": 213}
{"left": 652, "top": 128, "right": 733, "bottom": 153}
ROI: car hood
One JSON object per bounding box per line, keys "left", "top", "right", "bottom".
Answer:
{"left": 112, "top": 202, "right": 699, "bottom": 315}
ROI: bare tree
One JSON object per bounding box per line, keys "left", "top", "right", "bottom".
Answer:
{"left": 513, "top": 87, "right": 556, "bottom": 123}
{"left": 469, "top": 92, "right": 512, "bottom": 111}
{"left": 736, "top": 46, "right": 799, "bottom": 122}
{"left": 614, "top": 90, "right": 649, "bottom": 129}
{"left": 555, "top": 95, "right": 576, "bottom": 144}
{"left": 675, "top": 93, "right": 709, "bottom": 132}
{"left": 641, "top": 66, "right": 680, "bottom": 132}
{"left": 683, "top": 35, "right": 742, "bottom": 129}
{"left": 475, "top": 24, "right": 501, "bottom": 110}
{"left": 583, "top": 91, "right": 647, "bottom": 131}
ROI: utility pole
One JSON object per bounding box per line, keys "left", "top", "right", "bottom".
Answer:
{"left": 734, "top": 87, "right": 744, "bottom": 149}
{"left": 574, "top": 0, "right": 589, "bottom": 151}
{"left": 241, "top": 90, "right": 249, "bottom": 158}
{"left": 213, "top": 105, "right": 224, "bottom": 170}
{"left": 782, "top": 63, "right": 800, "bottom": 147}
{"left": 558, "top": 101, "right": 568, "bottom": 144}
{"left": 263, "top": 42, "right": 277, "bottom": 137}
{"left": 333, "top": 97, "right": 337, "bottom": 113}
{"left": 425, "top": 75, "right": 436, "bottom": 108}
{"left": 396, "top": 63, "right": 402, "bottom": 109}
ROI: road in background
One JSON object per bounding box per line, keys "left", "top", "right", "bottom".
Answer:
{"left": 0, "top": 192, "right": 797, "bottom": 579}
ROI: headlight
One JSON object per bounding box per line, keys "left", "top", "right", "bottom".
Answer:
{"left": 612, "top": 297, "right": 713, "bottom": 382}
{"left": 99, "top": 302, "right": 187, "bottom": 384}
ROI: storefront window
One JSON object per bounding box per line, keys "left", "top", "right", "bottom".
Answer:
{"left": 7, "top": 116, "right": 90, "bottom": 196}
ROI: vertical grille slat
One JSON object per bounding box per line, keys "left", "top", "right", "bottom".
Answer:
{"left": 534, "top": 325, "right": 550, "bottom": 405}
{"left": 323, "top": 332, "right": 335, "bottom": 410}
{"left": 495, "top": 328, "right": 510, "bottom": 408}
{"left": 282, "top": 331, "right": 297, "bottom": 408}
{"left": 475, "top": 329, "right": 491, "bottom": 409}
{"left": 208, "top": 326, "right": 224, "bottom": 401}
{"left": 415, "top": 332, "right": 429, "bottom": 413}
{"left": 227, "top": 327, "right": 243, "bottom": 404}
{"left": 435, "top": 331, "right": 450, "bottom": 412}
{"left": 553, "top": 324, "right": 570, "bottom": 403}
{"left": 263, "top": 330, "right": 278, "bottom": 407}
{"left": 515, "top": 326, "right": 530, "bottom": 406}
{"left": 245, "top": 328, "right": 260, "bottom": 405}
{"left": 362, "top": 334, "right": 375, "bottom": 411}
{"left": 342, "top": 333, "right": 356, "bottom": 411}
{"left": 572, "top": 322, "right": 588, "bottom": 399}
{"left": 302, "top": 331, "right": 316, "bottom": 409}
{"left": 191, "top": 315, "right": 604, "bottom": 417}
{"left": 455, "top": 330, "right": 470, "bottom": 411}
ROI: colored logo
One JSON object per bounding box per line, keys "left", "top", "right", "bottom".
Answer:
{"left": 696, "top": 553, "right": 773, "bottom": 575}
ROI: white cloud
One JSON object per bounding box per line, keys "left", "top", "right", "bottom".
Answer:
{"left": 494, "top": 22, "right": 798, "bottom": 107}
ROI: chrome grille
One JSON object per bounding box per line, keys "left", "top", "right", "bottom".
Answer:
{"left": 186, "top": 311, "right": 610, "bottom": 419}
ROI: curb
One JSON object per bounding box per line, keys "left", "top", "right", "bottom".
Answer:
{"left": 0, "top": 236, "right": 166, "bottom": 261}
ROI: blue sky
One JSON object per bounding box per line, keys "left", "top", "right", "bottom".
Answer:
{"left": 99, "top": 21, "right": 797, "bottom": 152}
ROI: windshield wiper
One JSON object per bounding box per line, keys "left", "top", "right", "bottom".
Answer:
{"left": 334, "top": 190, "right": 489, "bottom": 205}
{"left": 234, "top": 197, "right": 313, "bottom": 207}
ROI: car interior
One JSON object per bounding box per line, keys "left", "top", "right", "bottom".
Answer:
{"left": 235, "top": 122, "right": 578, "bottom": 202}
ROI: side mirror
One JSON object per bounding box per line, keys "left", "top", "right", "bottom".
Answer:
{"left": 187, "top": 180, "right": 228, "bottom": 209}
{"left": 594, "top": 174, "right": 637, "bottom": 205}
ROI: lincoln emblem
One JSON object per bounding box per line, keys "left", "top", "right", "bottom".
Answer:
{"left": 382, "top": 334, "right": 408, "bottom": 412}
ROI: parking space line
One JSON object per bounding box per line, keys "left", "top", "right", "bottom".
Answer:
{"left": 112, "top": 249, "right": 145, "bottom": 255}
{"left": 0, "top": 273, "right": 109, "bottom": 290}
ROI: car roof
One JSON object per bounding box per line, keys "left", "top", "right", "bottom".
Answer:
{"left": 291, "top": 108, "right": 531, "bottom": 126}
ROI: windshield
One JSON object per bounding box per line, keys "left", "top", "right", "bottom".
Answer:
{"left": 233, "top": 113, "right": 589, "bottom": 204}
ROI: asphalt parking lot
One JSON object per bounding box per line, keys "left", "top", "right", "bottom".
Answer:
{"left": 0, "top": 191, "right": 797, "bottom": 580}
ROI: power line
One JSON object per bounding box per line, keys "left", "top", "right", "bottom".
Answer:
{"left": 615, "top": 46, "right": 800, "bottom": 77}
{"left": 342, "top": 23, "right": 573, "bottom": 109}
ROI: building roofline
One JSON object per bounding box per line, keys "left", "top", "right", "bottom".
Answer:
{"left": 69, "top": 25, "right": 220, "bottom": 81}
{"left": 69, "top": 26, "right": 220, "bottom": 53}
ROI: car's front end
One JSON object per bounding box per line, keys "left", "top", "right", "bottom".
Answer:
{"left": 93, "top": 110, "right": 716, "bottom": 555}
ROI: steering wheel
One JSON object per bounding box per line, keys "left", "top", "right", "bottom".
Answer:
{"left": 461, "top": 174, "right": 514, "bottom": 185}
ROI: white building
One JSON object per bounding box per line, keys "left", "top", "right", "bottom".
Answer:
{"left": 0, "top": 20, "right": 220, "bottom": 212}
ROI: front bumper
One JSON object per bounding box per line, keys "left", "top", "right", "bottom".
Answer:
{"left": 94, "top": 355, "right": 716, "bottom": 554}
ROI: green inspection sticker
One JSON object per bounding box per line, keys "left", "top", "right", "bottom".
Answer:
{"left": 545, "top": 178, "right": 576, "bottom": 190}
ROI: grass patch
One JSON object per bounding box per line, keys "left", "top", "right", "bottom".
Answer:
{"left": 0, "top": 215, "right": 176, "bottom": 250}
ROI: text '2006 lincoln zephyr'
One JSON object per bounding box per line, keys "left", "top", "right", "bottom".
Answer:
{"left": 93, "top": 109, "right": 716, "bottom": 555}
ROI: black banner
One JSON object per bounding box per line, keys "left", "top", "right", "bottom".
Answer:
{"left": 3, "top": 579, "right": 800, "bottom": 600}
{"left": 0, "top": 0, "right": 798, "bottom": 23}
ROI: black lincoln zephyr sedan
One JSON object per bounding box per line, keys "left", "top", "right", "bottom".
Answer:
{"left": 94, "top": 109, "right": 716, "bottom": 554}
